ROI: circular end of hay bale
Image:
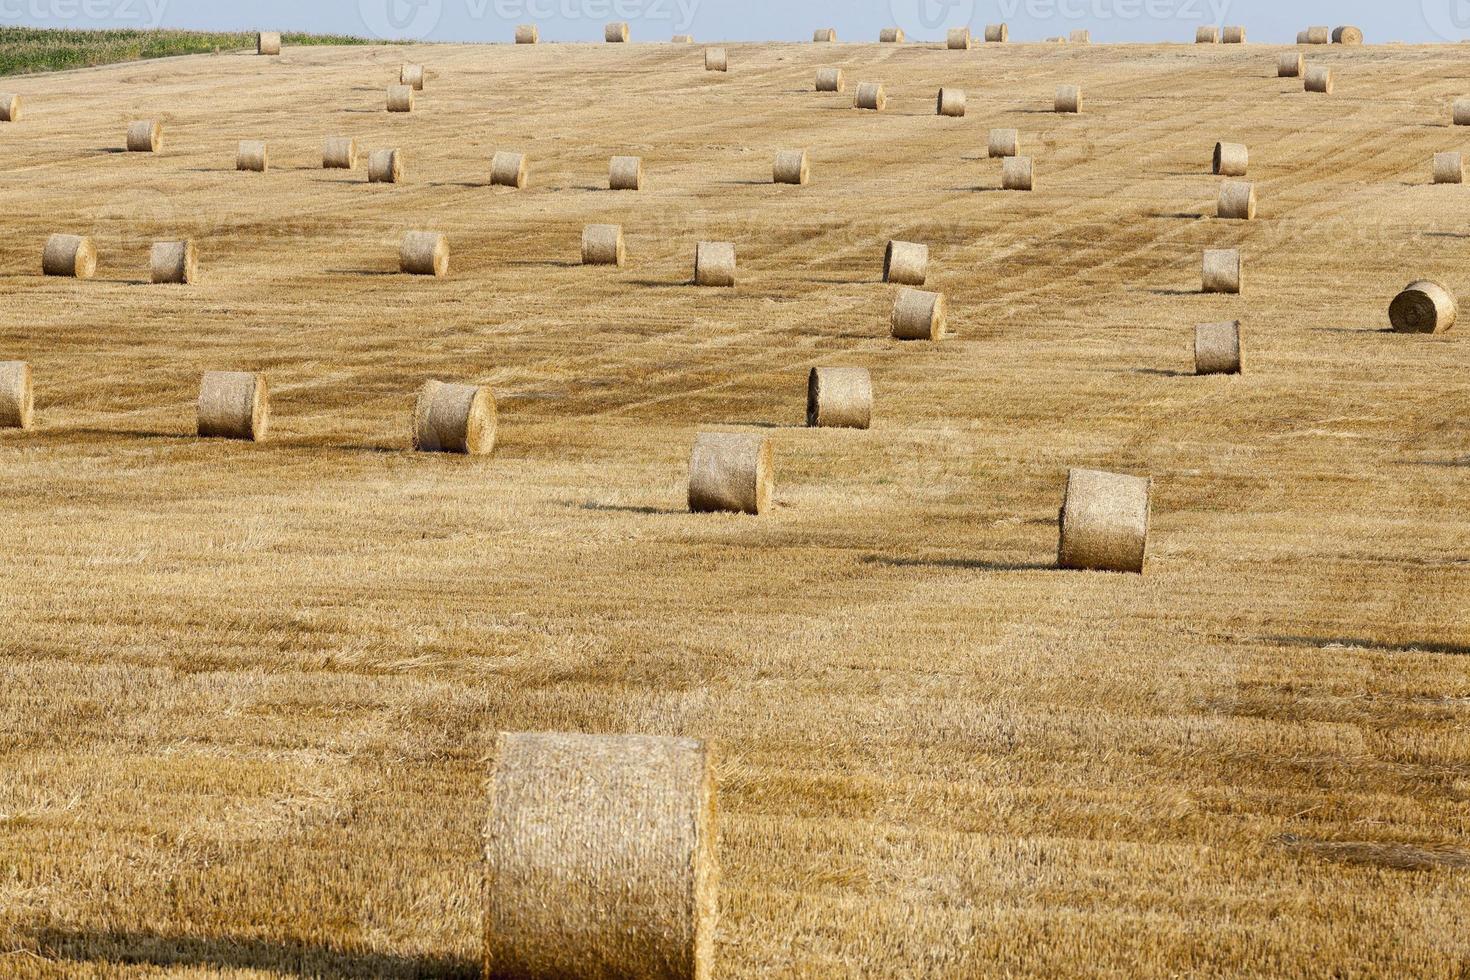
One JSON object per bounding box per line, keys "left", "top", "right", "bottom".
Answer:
{"left": 483, "top": 732, "right": 717, "bottom": 978}
{"left": 1302, "top": 26, "right": 1331, "bottom": 44}
{"left": 1202, "top": 249, "right": 1242, "bottom": 294}
{"left": 1057, "top": 468, "right": 1151, "bottom": 574}
{"left": 514, "top": 24, "right": 539, "bottom": 43}
{"left": 0, "top": 94, "right": 21, "bottom": 122}
{"left": 1218, "top": 181, "right": 1256, "bottom": 220}
{"left": 1055, "top": 86, "right": 1082, "bottom": 113}
{"left": 813, "top": 28, "right": 837, "bottom": 43}
{"left": 883, "top": 241, "right": 928, "bottom": 286}
{"left": 688, "top": 432, "right": 772, "bottom": 514}
{"left": 891, "top": 288, "right": 946, "bottom": 341}
{"left": 807, "top": 367, "right": 873, "bottom": 429}
{"left": 815, "top": 67, "right": 845, "bottom": 92}
{"left": 401, "top": 231, "right": 448, "bottom": 277}
{"left": 1196, "top": 26, "right": 1219, "bottom": 43}
{"left": 1278, "top": 52, "right": 1304, "bottom": 76}
{"left": 1222, "top": 26, "right": 1246, "bottom": 44}
{"left": 413, "top": 380, "right": 496, "bottom": 454}
{"left": 984, "top": 24, "right": 1009, "bottom": 43}
{"left": 1212, "top": 142, "right": 1248, "bottom": 176}
{"left": 855, "top": 82, "right": 886, "bottom": 111}
{"left": 704, "top": 47, "right": 728, "bottom": 71}
{"left": 581, "top": 224, "right": 626, "bottom": 267}
{"left": 126, "top": 120, "right": 161, "bottom": 152}
{"left": 42, "top": 234, "right": 96, "bottom": 279}
{"left": 1332, "top": 26, "right": 1363, "bottom": 45}
{"left": 694, "top": 242, "right": 736, "bottom": 287}
{"left": 323, "top": 136, "right": 358, "bottom": 169}
{"left": 400, "top": 64, "right": 425, "bottom": 90}
{"left": 989, "top": 128, "right": 1019, "bottom": 158}
{"left": 1389, "top": 280, "right": 1457, "bottom": 334}
{"left": 257, "top": 32, "right": 281, "bottom": 55}
{"left": 1194, "top": 321, "right": 1242, "bottom": 375}
{"left": 947, "top": 28, "right": 972, "bottom": 50}
{"left": 0, "top": 361, "right": 34, "bottom": 430}
{"left": 236, "top": 140, "right": 268, "bottom": 172}
{"left": 609, "top": 155, "right": 644, "bottom": 190}
{"left": 937, "top": 87, "right": 966, "bottom": 117}
{"left": 150, "top": 240, "right": 197, "bottom": 284}
{"left": 879, "top": 27, "right": 905, "bottom": 43}
{"left": 491, "top": 151, "right": 528, "bottom": 188}
{"left": 605, "top": 21, "right": 629, "bottom": 42}
{"left": 368, "top": 148, "right": 403, "bottom": 183}
{"left": 1304, "top": 66, "right": 1334, "bottom": 93}
{"left": 198, "top": 371, "right": 268, "bottom": 442}
{"left": 387, "top": 85, "right": 414, "bottom": 112}
{"left": 1002, "top": 156, "right": 1034, "bottom": 191}
{"left": 1433, "top": 152, "right": 1464, "bottom": 184}
{"left": 773, "top": 149, "right": 809, "bottom": 185}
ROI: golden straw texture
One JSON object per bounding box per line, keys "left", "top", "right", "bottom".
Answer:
{"left": 401, "top": 231, "right": 449, "bottom": 277}
{"left": 854, "top": 82, "right": 886, "bottom": 111}
{"left": 883, "top": 241, "right": 928, "bottom": 286}
{"left": 514, "top": 24, "right": 538, "bottom": 43}
{"left": 984, "top": 23, "right": 1008, "bottom": 42}
{"left": 773, "top": 149, "right": 809, "bottom": 185}
{"left": 1194, "top": 320, "right": 1242, "bottom": 375}
{"left": 1196, "top": 27, "right": 1219, "bottom": 43}
{"left": 491, "top": 151, "right": 528, "bottom": 188}
{"left": 694, "top": 242, "right": 736, "bottom": 287}
{"left": 400, "top": 64, "right": 425, "bottom": 90}
{"left": 989, "top": 128, "right": 1019, "bottom": 157}
{"left": 0, "top": 93, "right": 20, "bottom": 122}
{"left": 1433, "top": 152, "right": 1463, "bottom": 184}
{"left": 323, "top": 136, "right": 357, "bottom": 169}
{"left": 610, "top": 155, "right": 644, "bottom": 190}
{"left": 256, "top": 32, "right": 281, "bottom": 55}
{"left": 413, "top": 379, "right": 496, "bottom": 454}
{"left": 1389, "top": 280, "right": 1457, "bottom": 334}
{"left": 1332, "top": 26, "right": 1364, "bottom": 45}
{"left": 368, "top": 148, "right": 403, "bottom": 183}
{"left": 815, "top": 67, "right": 844, "bottom": 92}
{"left": 387, "top": 85, "right": 414, "bottom": 112}
{"left": 890, "top": 288, "right": 946, "bottom": 340}
{"left": 1002, "top": 156, "right": 1034, "bottom": 191}
{"left": 936, "top": 88, "right": 966, "bottom": 117}
{"left": 150, "top": 240, "right": 197, "bottom": 284}
{"left": 605, "top": 22, "right": 629, "bottom": 42}
{"left": 1279, "top": 52, "right": 1304, "bottom": 76}
{"left": 879, "top": 28, "right": 904, "bottom": 43}
{"left": 1202, "top": 248, "right": 1242, "bottom": 294}
{"left": 1057, "top": 468, "right": 1151, "bottom": 574}
{"left": 126, "top": 120, "right": 161, "bottom": 152}
{"left": 812, "top": 28, "right": 836, "bottom": 42}
{"left": 704, "top": 48, "right": 727, "bottom": 72}
{"left": 1212, "top": 141, "right": 1248, "bottom": 176}
{"left": 688, "top": 432, "right": 772, "bottom": 514}
{"left": 41, "top": 234, "right": 96, "bottom": 278}
{"left": 1217, "top": 181, "right": 1257, "bottom": 220}
{"left": 1305, "top": 66, "right": 1334, "bottom": 94}
{"left": 1222, "top": 26, "right": 1246, "bottom": 43}
{"left": 581, "top": 224, "right": 626, "bottom": 266}
{"left": 197, "top": 371, "right": 268, "bottom": 441}
{"left": 1055, "top": 85, "right": 1082, "bottom": 113}
{"left": 236, "top": 140, "right": 268, "bottom": 172}
{"left": 806, "top": 367, "right": 872, "bottom": 429}
{"left": 947, "top": 28, "right": 972, "bottom": 50}
{"left": 0, "top": 360, "right": 33, "bottom": 430}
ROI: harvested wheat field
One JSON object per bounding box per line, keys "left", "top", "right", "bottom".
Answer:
{"left": 0, "top": 35, "right": 1468, "bottom": 978}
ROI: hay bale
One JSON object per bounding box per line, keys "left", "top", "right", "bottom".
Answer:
{"left": 1069, "top": 30, "right": 1091, "bottom": 44}
{"left": 883, "top": 241, "right": 928, "bottom": 286}
{"left": 1332, "top": 26, "right": 1364, "bottom": 45}
{"left": 236, "top": 140, "right": 268, "bottom": 172}
{"left": 1389, "top": 280, "right": 1457, "bottom": 334}
{"left": 947, "top": 28, "right": 972, "bottom": 50}
{"left": 854, "top": 82, "right": 886, "bottom": 111}
{"left": 989, "top": 128, "right": 1019, "bottom": 158}
{"left": 0, "top": 94, "right": 20, "bottom": 122}
{"left": 806, "top": 367, "right": 872, "bottom": 429}
{"left": 605, "top": 22, "right": 629, "bottom": 42}
{"left": 704, "top": 47, "right": 727, "bottom": 72}
{"left": 150, "top": 240, "right": 197, "bottom": 284}
{"left": 1279, "top": 52, "right": 1304, "bottom": 77}
{"left": 257, "top": 32, "right": 281, "bottom": 55}
{"left": 984, "top": 24, "right": 1009, "bottom": 43}
{"left": 890, "top": 288, "right": 946, "bottom": 341}
{"left": 1222, "top": 26, "right": 1246, "bottom": 43}
{"left": 815, "top": 67, "right": 845, "bottom": 92}
{"left": 1057, "top": 468, "right": 1151, "bottom": 574}
{"left": 323, "top": 136, "right": 358, "bottom": 169}
{"left": 1195, "top": 320, "right": 1242, "bottom": 375}
{"left": 610, "top": 155, "right": 643, "bottom": 190}
{"left": 1300, "top": 26, "right": 1330, "bottom": 44}
{"left": 689, "top": 432, "right": 772, "bottom": 514}
{"left": 126, "top": 120, "right": 161, "bottom": 152}
{"left": 491, "top": 151, "right": 528, "bottom": 188}
{"left": 198, "top": 371, "right": 268, "bottom": 441}
{"left": 514, "top": 24, "right": 539, "bottom": 43}
{"left": 672, "top": 35, "right": 694, "bottom": 43}
{"left": 1304, "top": 66, "right": 1333, "bottom": 94}
{"left": 936, "top": 87, "right": 966, "bottom": 117}
{"left": 401, "top": 231, "right": 449, "bottom": 277}
{"left": 387, "top": 85, "right": 414, "bottom": 112}
{"left": 813, "top": 28, "right": 837, "bottom": 42}
{"left": 773, "top": 149, "right": 809, "bottom": 185}
{"left": 413, "top": 380, "right": 495, "bottom": 454}
{"left": 1202, "top": 248, "right": 1241, "bottom": 294}
{"left": 1212, "top": 141, "right": 1248, "bottom": 176}
{"left": 694, "top": 242, "right": 736, "bottom": 287}
{"left": 401, "top": 64, "right": 425, "bottom": 90}
{"left": 1046, "top": 37, "right": 1067, "bottom": 44}
{"left": 483, "top": 732, "right": 717, "bottom": 980}
{"left": 1055, "top": 85, "right": 1082, "bottom": 113}
{"left": 1196, "top": 26, "right": 1219, "bottom": 43}
{"left": 581, "top": 224, "right": 626, "bottom": 266}
{"left": 879, "top": 28, "right": 905, "bottom": 43}
{"left": 1218, "top": 181, "right": 1256, "bottom": 220}
{"left": 0, "top": 361, "right": 33, "bottom": 430}
{"left": 42, "top": 234, "right": 96, "bottom": 278}
{"left": 369, "top": 148, "right": 403, "bottom": 183}
{"left": 1455, "top": 100, "right": 1470, "bottom": 125}
{"left": 1002, "top": 156, "right": 1034, "bottom": 191}
{"left": 1434, "top": 152, "right": 1464, "bottom": 184}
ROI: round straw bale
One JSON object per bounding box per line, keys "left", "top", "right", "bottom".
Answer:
{"left": 1194, "top": 320, "right": 1242, "bottom": 375}
{"left": 491, "top": 151, "right": 528, "bottom": 189}
{"left": 42, "top": 234, "right": 96, "bottom": 278}
{"left": 198, "top": 371, "right": 268, "bottom": 442}
{"left": 257, "top": 32, "right": 281, "bottom": 55}
{"left": 483, "top": 732, "right": 717, "bottom": 980}
{"left": 1196, "top": 26, "right": 1219, "bottom": 43}
{"left": 605, "top": 21, "right": 629, "bottom": 42}
{"left": 1070, "top": 30, "right": 1091, "bottom": 44}
{"left": 236, "top": 140, "right": 268, "bottom": 172}
{"left": 0, "top": 94, "right": 20, "bottom": 122}
{"left": 150, "top": 240, "right": 197, "bottom": 284}
{"left": 0, "top": 361, "right": 34, "bottom": 430}
{"left": 989, "top": 128, "right": 1019, "bottom": 158}
{"left": 401, "top": 64, "right": 425, "bottom": 90}
{"left": 581, "top": 224, "right": 626, "bottom": 266}
{"left": 1218, "top": 181, "right": 1256, "bottom": 220}
{"left": 1389, "top": 280, "right": 1457, "bottom": 334}
{"left": 1455, "top": 100, "right": 1470, "bottom": 125}
{"left": 1057, "top": 468, "right": 1151, "bottom": 574}
{"left": 126, "top": 120, "right": 161, "bottom": 152}
{"left": 672, "top": 35, "right": 694, "bottom": 43}
{"left": 855, "top": 82, "right": 886, "bottom": 111}
{"left": 413, "top": 380, "right": 495, "bottom": 453}
{"left": 1278, "top": 52, "right": 1304, "bottom": 77}
{"left": 1301, "top": 26, "right": 1330, "bottom": 44}
{"left": 773, "top": 149, "right": 809, "bottom": 185}
{"left": 401, "top": 231, "right": 448, "bottom": 277}
{"left": 1304, "top": 66, "right": 1333, "bottom": 93}
{"left": 813, "top": 28, "right": 837, "bottom": 43}
{"left": 815, "top": 67, "right": 845, "bottom": 92}
{"left": 1332, "top": 26, "right": 1363, "bottom": 45}
{"left": 689, "top": 432, "right": 772, "bottom": 514}
{"left": 890, "top": 288, "right": 946, "bottom": 341}
{"left": 1212, "top": 141, "right": 1248, "bottom": 176}
{"left": 1222, "top": 26, "right": 1246, "bottom": 43}
{"left": 704, "top": 47, "right": 727, "bottom": 71}
{"left": 323, "top": 136, "right": 358, "bottom": 169}
{"left": 1046, "top": 37, "right": 1067, "bottom": 44}
{"left": 387, "top": 85, "right": 414, "bottom": 112}
{"left": 1434, "top": 152, "right": 1464, "bottom": 184}
{"left": 369, "top": 148, "right": 403, "bottom": 183}
{"left": 1202, "top": 248, "right": 1241, "bottom": 294}
{"left": 514, "top": 24, "right": 539, "bottom": 43}
{"left": 694, "top": 242, "right": 736, "bottom": 287}
{"left": 1055, "top": 85, "right": 1082, "bottom": 113}
{"left": 883, "top": 241, "right": 928, "bottom": 286}
{"left": 880, "top": 28, "right": 905, "bottom": 43}
{"left": 937, "top": 87, "right": 966, "bottom": 117}
{"left": 806, "top": 367, "right": 872, "bottom": 429}
{"left": 947, "top": 28, "right": 972, "bottom": 50}
{"left": 1002, "top": 156, "right": 1034, "bottom": 191}
{"left": 984, "top": 24, "right": 1009, "bottom": 43}
{"left": 609, "top": 155, "right": 643, "bottom": 190}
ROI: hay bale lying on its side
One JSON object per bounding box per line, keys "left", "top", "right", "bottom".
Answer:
{"left": 807, "top": 367, "right": 872, "bottom": 429}
{"left": 514, "top": 24, "right": 538, "bottom": 43}
{"left": 1218, "top": 181, "right": 1256, "bottom": 220}
{"left": 413, "top": 380, "right": 495, "bottom": 454}
{"left": 1055, "top": 85, "right": 1082, "bottom": 113}
{"left": 937, "top": 87, "right": 966, "bottom": 117}
{"left": 0, "top": 361, "right": 33, "bottom": 430}
{"left": 605, "top": 22, "right": 629, "bottom": 42}
{"left": 1299, "top": 26, "right": 1330, "bottom": 44}
{"left": 985, "top": 24, "right": 1009, "bottom": 43}
{"left": 816, "top": 67, "right": 845, "bottom": 92}
{"left": 891, "top": 288, "right": 946, "bottom": 340}
{"left": 1002, "top": 156, "right": 1034, "bottom": 191}
{"left": 883, "top": 241, "right": 928, "bottom": 285}
{"left": 401, "top": 64, "right": 425, "bottom": 90}
{"left": 1195, "top": 320, "right": 1242, "bottom": 374}
{"left": 127, "top": 120, "right": 161, "bottom": 152}
{"left": 694, "top": 242, "right": 736, "bottom": 287}
{"left": 672, "top": 35, "right": 694, "bottom": 43}
{"left": 491, "top": 151, "right": 528, "bottom": 188}
{"left": 1304, "top": 66, "right": 1333, "bottom": 93}
{"left": 483, "top": 732, "right": 717, "bottom": 980}
{"left": 401, "top": 231, "right": 448, "bottom": 277}
{"left": 1222, "top": 26, "right": 1246, "bottom": 43}
{"left": 1389, "top": 280, "right": 1457, "bottom": 334}
{"left": 705, "top": 48, "right": 727, "bottom": 71}
{"left": 989, "top": 128, "right": 1019, "bottom": 158}
{"left": 581, "top": 224, "right": 626, "bottom": 266}
{"left": 773, "top": 149, "right": 809, "bottom": 185}
{"left": 236, "top": 140, "right": 268, "bottom": 172}
{"left": 1434, "top": 152, "right": 1464, "bottom": 184}
{"left": 257, "top": 32, "right": 281, "bottom": 55}
{"left": 879, "top": 28, "right": 905, "bottom": 43}
{"left": 369, "top": 148, "right": 403, "bottom": 183}
{"left": 150, "top": 240, "right": 197, "bottom": 284}
{"left": 42, "top": 234, "right": 96, "bottom": 278}
{"left": 947, "top": 28, "right": 972, "bottom": 50}
{"left": 813, "top": 28, "right": 837, "bottom": 43}
{"left": 1455, "top": 100, "right": 1470, "bottom": 125}
{"left": 1196, "top": 26, "right": 1219, "bottom": 43}
{"left": 198, "top": 371, "right": 268, "bottom": 442}
{"left": 323, "top": 136, "right": 358, "bottom": 169}
{"left": 610, "top": 155, "right": 643, "bottom": 190}
{"left": 387, "top": 85, "right": 414, "bottom": 112}
{"left": 0, "top": 94, "right": 20, "bottom": 122}
{"left": 855, "top": 82, "right": 886, "bottom": 110}
{"left": 1069, "top": 30, "right": 1091, "bottom": 44}
{"left": 1057, "top": 468, "right": 1151, "bottom": 574}
{"left": 689, "top": 432, "right": 772, "bottom": 514}
{"left": 1202, "top": 248, "right": 1241, "bottom": 294}
{"left": 1332, "top": 26, "right": 1363, "bottom": 45}
{"left": 1212, "top": 141, "right": 1248, "bottom": 176}
{"left": 1279, "top": 52, "right": 1304, "bottom": 77}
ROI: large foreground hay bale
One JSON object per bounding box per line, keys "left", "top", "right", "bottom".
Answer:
{"left": 1299, "top": 26, "right": 1330, "bottom": 44}
{"left": 401, "top": 64, "right": 425, "bottom": 90}
{"left": 323, "top": 136, "right": 358, "bottom": 169}
{"left": 126, "top": 120, "right": 161, "bottom": 152}
{"left": 883, "top": 241, "right": 928, "bottom": 285}
{"left": 413, "top": 380, "right": 495, "bottom": 453}
{"left": 42, "top": 234, "right": 96, "bottom": 278}
{"left": 236, "top": 140, "right": 268, "bottom": 172}
{"left": 984, "top": 24, "right": 1008, "bottom": 42}
{"left": 855, "top": 82, "right": 886, "bottom": 110}
{"left": 387, "top": 85, "right": 414, "bottom": 112}
{"left": 694, "top": 242, "right": 735, "bottom": 287}
{"left": 891, "top": 288, "right": 946, "bottom": 340}
{"left": 773, "top": 149, "right": 809, "bottom": 185}
{"left": 401, "top": 231, "right": 448, "bottom": 277}
{"left": 369, "top": 148, "right": 403, "bottom": 183}
{"left": 947, "top": 28, "right": 972, "bottom": 50}
{"left": 1196, "top": 26, "right": 1219, "bottom": 43}
{"left": 581, "top": 224, "right": 626, "bottom": 266}
{"left": 1195, "top": 320, "right": 1242, "bottom": 375}
{"left": 879, "top": 27, "right": 905, "bottom": 43}
{"left": 1304, "top": 66, "right": 1333, "bottom": 93}
{"left": 1217, "top": 181, "right": 1256, "bottom": 220}
{"left": 1332, "top": 26, "right": 1363, "bottom": 45}
{"left": 1212, "top": 142, "right": 1248, "bottom": 176}
{"left": 150, "top": 240, "right": 197, "bottom": 284}
{"left": 989, "top": 128, "right": 1019, "bottom": 157}
{"left": 198, "top": 371, "right": 268, "bottom": 441}
{"left": 1223, "top": 26, "right": 1246, "bottom": 43}
{"left": 0, "top": 94, "right": 20, "bottom": 121}
{"left": 1202, "top": 248, "right": 1241, "bottom": 294}
{"left": 815, "top": 67, "right": 845, "bottom": 92}
{"left": 605, "top": 21, "right": 629, "bottom": 42}
{"left": 610, "top": 155, "right": 643, "bottom": 190}
{"left": 689, "top": 432, "right": 771, "bottom": 514}
{"left": 1434, "top": 152, "right": 1464, "bottom": 184}
{"left": 483, "top": 732, "right": 717, "bottom": 980}
{"left": 813, "top": 28, "right": 837, "bottom": 42}
{"left": 704, "top": 48, "right": 727, "bottom": 71}
{"left": 1389, "top": 280, "right": 1457, "bottom": 334}
{"left": 937, "top": 87, "right": 966, "bottom": 117}
{"left": 1055, "top": 85, "right": 1081, "bottom": 113}
{"left": 807, "top": 367, "right": 872, "bottom": 429}
{"left": 257, "top": 32, "right": 281, "bottom": 55}
{"left": 1279, "top": 52, "right": 1304, "bottom": 77}
{"left": 491, "top": 151, "right": 528, "bottom": 188}
{"left": 514, "top": 24, "right": 539, "bottom": 43}
{"left": 0, "top": 361, "right": 33, "bottom": 430}
{"left": 1057, "top": 468, "right": 1151, "bottom": 574}
{"left": 1002, "top": 156, "right": 1034, "bottom": 190}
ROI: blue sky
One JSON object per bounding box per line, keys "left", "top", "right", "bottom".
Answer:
{"left": 2, "top": 0, "right": 1464, "bottom": 45}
